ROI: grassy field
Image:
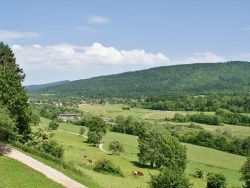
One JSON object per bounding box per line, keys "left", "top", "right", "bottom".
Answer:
{"left": 44, "top": 119, "right": 246, "bottom": 188}
{"left": 78, "top": 104, "right": 213, "bottom": 120}
{"left": 0, "top": 155, "right": 63, "bottom": 188}
{"left": 78, "top": 104, "right": 250, "bottom": 137}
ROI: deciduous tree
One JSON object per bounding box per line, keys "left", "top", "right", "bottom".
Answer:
{"left": 109, "top": 141, "right": 124, "bottom": 155}
{"left": 138, "top": 126, "right": 187, "bottom": 170}
{"left": 0, "top": 42, "right": 30, "bottom": 136}
{"left": 87, "top": 116, "right": 108, "bottom": 146}
{"left": 241, "top": 157, "right": 250, "bottom": 188}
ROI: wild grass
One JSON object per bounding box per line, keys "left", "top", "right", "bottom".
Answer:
{"left": 0, "top": 155, "right": 63, "bottom": 188}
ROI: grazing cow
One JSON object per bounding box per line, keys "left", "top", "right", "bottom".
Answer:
{"left": 86, "top": 159, "right": 93, "bottom": 164}
{"left": 132, "top": 171, "right": 138, "bottom": 175}
{"left": 132, "top": 170, "right": 144, "bottom": 176}
{"left": 137, "top": 171, "right": 144, "bottom": 176}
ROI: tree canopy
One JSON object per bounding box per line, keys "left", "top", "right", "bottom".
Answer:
{"left": 138, "top": 126, "right": 187, "bottom": 170}
{"left": 0, "top": 42, "right": 30, "bottom": 138}
{"left": 86, "top": 116, "right": 108, "bottom": 146}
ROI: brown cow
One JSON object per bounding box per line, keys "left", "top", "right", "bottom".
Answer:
{"left": 132, "top": 170, "right": 144, "bottom": 176}
{"left": 86, "top": 159, "right": 93, "bottom": 164}
{"left": 137, "top": 170, "right": 144, "bottom": 176}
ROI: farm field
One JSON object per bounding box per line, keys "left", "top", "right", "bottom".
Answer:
{"left": 0, "top": 155, "right": 63, "bottom": 188}
{"left": 78, "top": 104, "right": 250, "bottom": 137}
{"left": 39, "top": 117, "right": 247, "bottom": 188}
{"left": 79, "top": 104, "right": 214, "bottom": 119}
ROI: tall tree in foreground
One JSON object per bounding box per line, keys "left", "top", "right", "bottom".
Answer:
{"left": 241, "top": 157, "right": 250, "bottom": 188}
{"left": 0, "top": 42, "right": 30, "bottom": 137}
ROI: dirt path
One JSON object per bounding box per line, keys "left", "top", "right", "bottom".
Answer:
{"left": 142, "top": 113, "right": 155, "bottom": 119}
{"left": 98, "top": 143, "right": 110, "bottom": 154}
{"left": 0, "top": 143, "right": 87, "bottom": 188}
{"left": 58, "top": 130, "right": 110, "bottom": 154}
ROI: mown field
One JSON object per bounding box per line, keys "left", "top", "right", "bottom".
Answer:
{"left": 39, "top": 114, "right": 247, "bottom": 188}
{"left": 79, "top": 104, "right": 250, "bottom": 138}
{"left": 0, "top": 154, "right": 63, "bottom": 188}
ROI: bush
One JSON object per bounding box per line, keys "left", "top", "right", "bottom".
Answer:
{"left": 109, "top": 141, "right": 124, "bottom": 155}
{"left": 94, "top": 159, "right": 123, "bottom": 177}
{"left": 149, "top": 167, "right": 192, "bottom": 188}
{"left": 49, "top": 120, "right": 59, "bottom": 130}
{"left": 206, "top": 172, "right": 227, "bottom": 188}
{"left": 25, "top": 128, "right": 64, "bottom": 158}
{"left": 193, "top": 169, "right": 204, "bottom": 178}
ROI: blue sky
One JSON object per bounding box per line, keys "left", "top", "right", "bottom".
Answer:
{"left": 1, "top": 0, "right": 250, "bottom": 85}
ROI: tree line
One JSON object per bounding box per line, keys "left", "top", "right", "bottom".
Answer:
{"left": 170, "top": 109, "right": 250, "bottom": 127}
{"left": 141, "top": 94, "right": 250, "bottom": 113}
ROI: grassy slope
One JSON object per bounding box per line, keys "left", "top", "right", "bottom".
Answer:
{"left": 51, "top": 120, "right": 246, "bottom": 188}
{"left": 0, "top": 155, "right": 63, "bottom": 188}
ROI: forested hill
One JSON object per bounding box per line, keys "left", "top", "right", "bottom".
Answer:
{"left": 30, "top": 61, "right": 250, "bottom": 98}
{"left": 25, "top": 80, "right": 70, "bottom": 91}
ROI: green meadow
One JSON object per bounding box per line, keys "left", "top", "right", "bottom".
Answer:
{"left": 38, "top": 116, "right": 247, "bottom": 188}
{"left": 0, "top": 155, "right": 63, "bottom": 188}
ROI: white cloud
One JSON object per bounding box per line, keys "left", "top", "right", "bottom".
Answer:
{"left": 177, "top": 52, "right": 226, "bottom": 64}
{"left": 87, "top": 16, "right": 109, "bottom": 24}
{"left": 0, "top": 29, "right": 40, "bottom": 40}
{"left": 11, "top": 43, "right": 169, "bottom": 72}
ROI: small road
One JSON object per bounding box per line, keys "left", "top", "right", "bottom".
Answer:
{"left": 0, "top": 143, "right": 87, "bottom": 188}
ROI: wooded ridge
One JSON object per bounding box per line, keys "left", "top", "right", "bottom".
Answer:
{"left": 29, "top": 61, "right": 250, "bottom": 98}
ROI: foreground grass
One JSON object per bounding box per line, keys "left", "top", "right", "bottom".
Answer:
{"left": 0, "top": 155, "right": 63, "bottom": 188}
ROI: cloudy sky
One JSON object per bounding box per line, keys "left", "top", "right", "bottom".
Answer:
{"left": 1, "top": 0, "right": 250, "bottom": 85}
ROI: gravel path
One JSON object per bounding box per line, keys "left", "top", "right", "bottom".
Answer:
{"left": 0, "top": 143, "right": 87, "bottom": 188}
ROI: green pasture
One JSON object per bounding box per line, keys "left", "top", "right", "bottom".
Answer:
{"left": 78, "top": 104, "right": 214, "bottom": 120}
{"left": 46, "top": 119, "right": 246, "bottom": 188}
{"left": 77, "top": 104, "right": 250, "bottom": 138}
{"left": 0, "top": 155, "right": 63, "bottom": 188}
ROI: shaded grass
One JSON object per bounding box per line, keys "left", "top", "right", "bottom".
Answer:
{"left": 0, "top": 155, "right": 63, "bottom": 188}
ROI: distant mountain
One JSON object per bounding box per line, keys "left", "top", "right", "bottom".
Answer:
{"left": 25, "top": 80, "right": 70, "bottom": 91}
{"left": 29, "top": 61, "right": 250, "bottom": 98}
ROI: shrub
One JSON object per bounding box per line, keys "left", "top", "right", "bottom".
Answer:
{"left": 49, "top": 120, "right": 59, "bottom": 130}
{"left": 149, "top": 167, "right": 192, "bottom": 188}
{"left": 94, "top": 159, "right": 123, "bottom": 177}
{"left": 206, "top": 172, "right": 227, "bottom": 188}
{"left": 109, "top": 141, "right": 124, "bottom": 155}
{"left": 193, "top": 169, "right": 204, "bottom": 179}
